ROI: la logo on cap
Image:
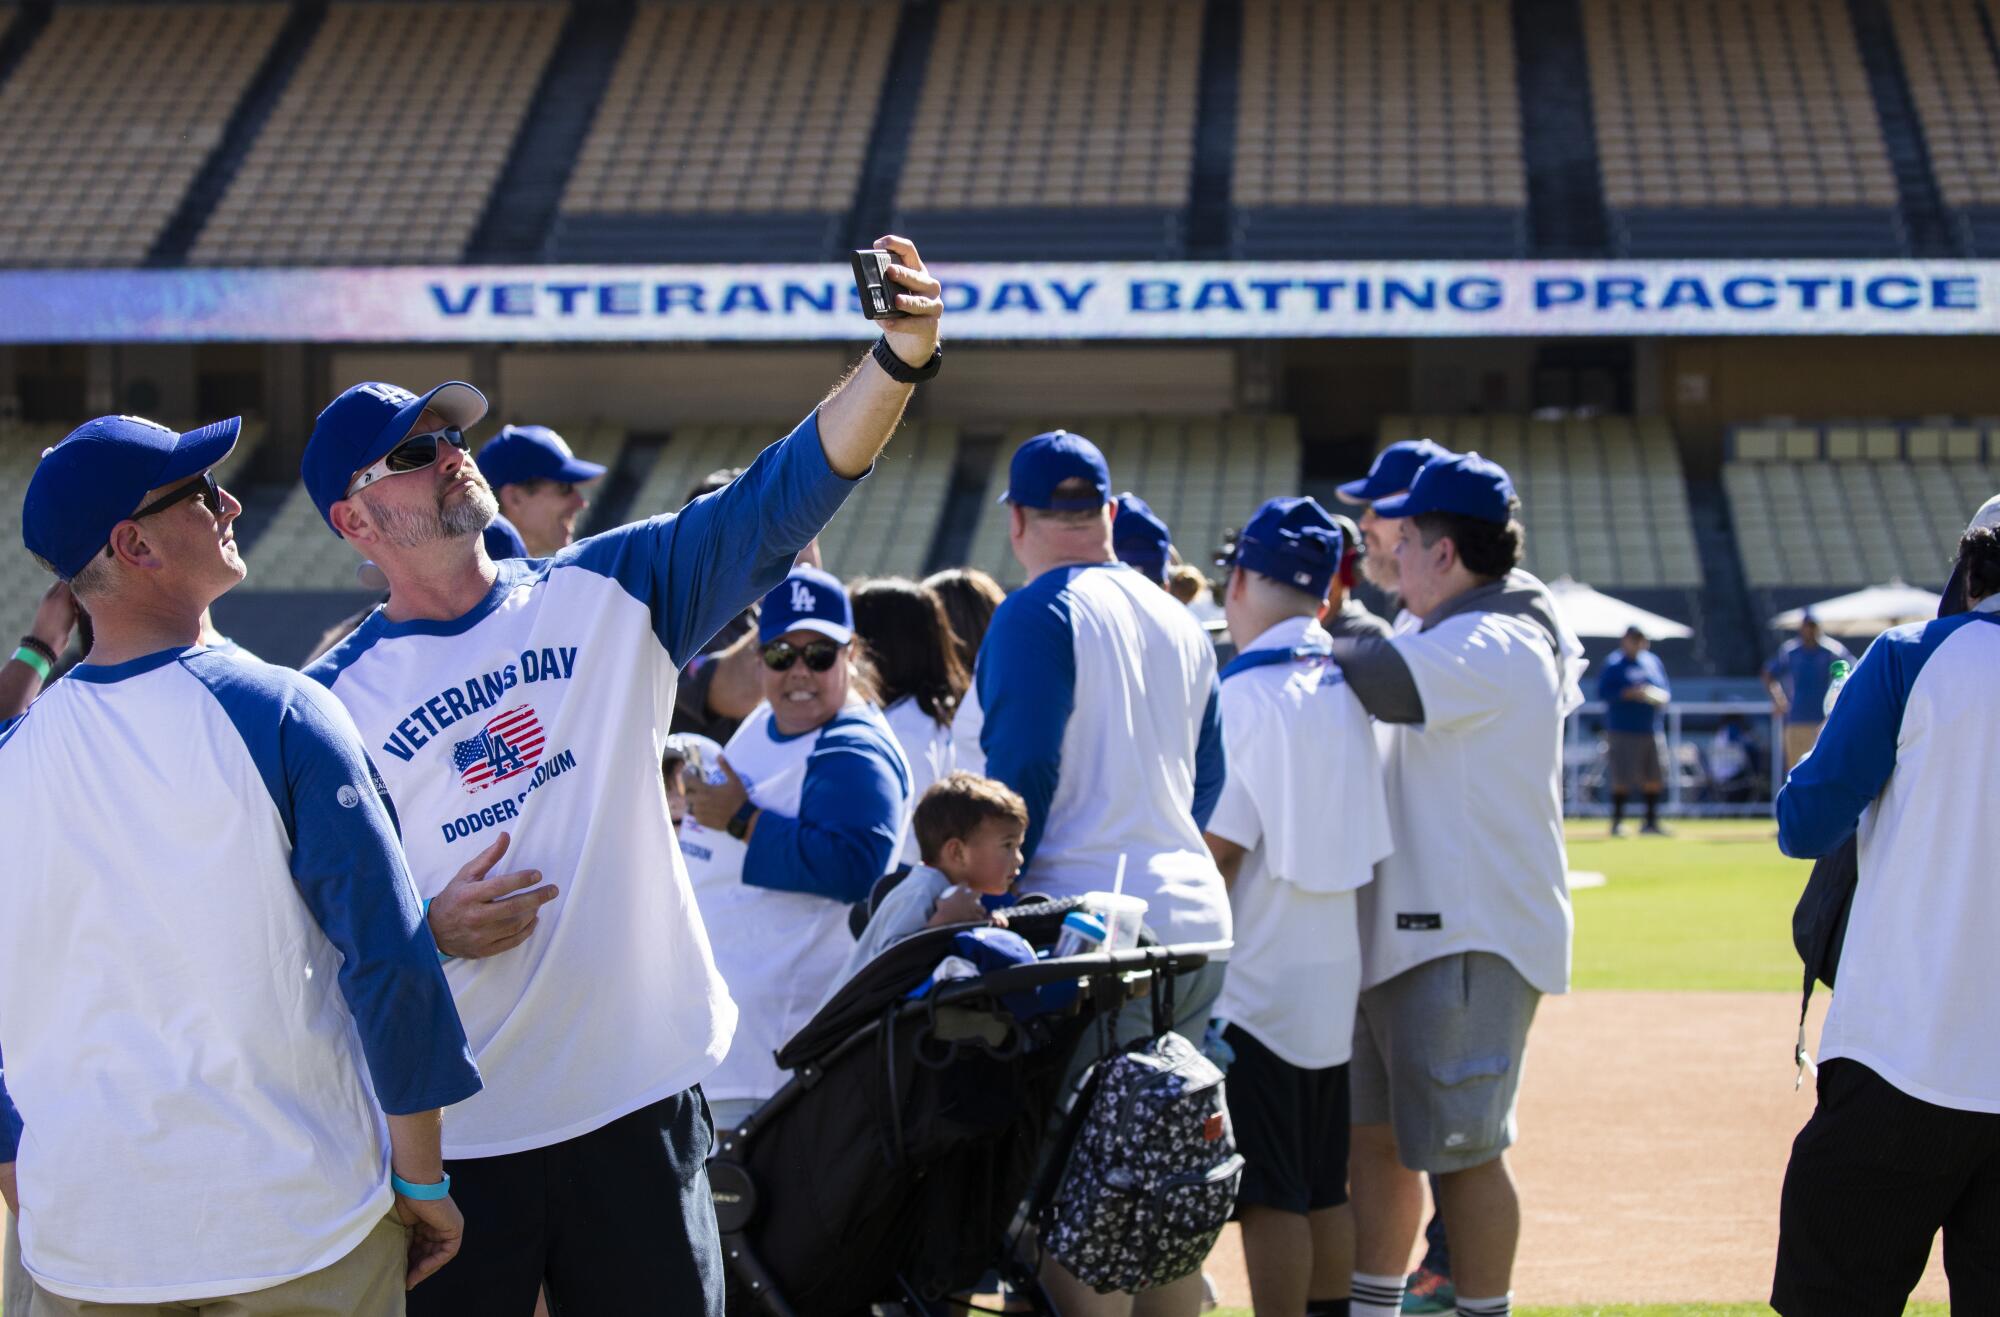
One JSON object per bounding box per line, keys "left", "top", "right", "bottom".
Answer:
{"left": 789, "top": 580, "right": 816, "bottom": 613}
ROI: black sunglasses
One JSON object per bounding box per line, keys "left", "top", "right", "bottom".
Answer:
{"left": 761, "top": 639, "right": 845, "bottom": 673}
{"left": 346, "top": 427, "right": 469, "bottom": 497}
{"left": 132, "top": 471, "right": 224, "bottom": 522}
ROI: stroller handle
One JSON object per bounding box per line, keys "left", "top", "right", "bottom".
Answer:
{"left": 930, "top": 940, "right": 1225, "bottom": 1005}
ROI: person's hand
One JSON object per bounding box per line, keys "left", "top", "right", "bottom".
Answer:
{"left": 1, "top": 1160, "right": 16, "bottom": 1216}
{"left": 869, "top": 234, "right": 943, "bottom": 369}
{"left": 684, "top": 756, "right": 750, "bottom": 832}
{"left": 927, "top": 886, "right": 991, "bottom": 928}
{"left": 426, "top": 833, "right": 558, "bottom": 959}
{"left": 394, "top": 1191, "right": 465, "bottom": 1289}
{"left": 28, "top": 580, "right": 77, "bottom": 654}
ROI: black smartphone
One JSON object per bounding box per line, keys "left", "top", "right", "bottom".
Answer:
{"left": 850, "top": 248, "right": 908, "bottom": 321}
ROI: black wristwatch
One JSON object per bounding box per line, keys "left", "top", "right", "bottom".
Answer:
{"left": 726, "top": 800, "right": 759, "bottom": 841}
{"left": 871, "top": 336, "right": 943, "bottom": 384}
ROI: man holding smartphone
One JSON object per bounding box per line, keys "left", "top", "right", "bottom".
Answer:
{"left": 300, "top": 237, "right": 943, "bottom": 1314}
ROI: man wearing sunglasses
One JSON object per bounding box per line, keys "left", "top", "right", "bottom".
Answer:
{"left": 476, "top": 424, "right": 607, "bottom": 558}
{"left": 1, "top": 415, "right": 481, "bottom": 1312}
{"left": 299, "top": 235, "right": 943, "bottom": 1315}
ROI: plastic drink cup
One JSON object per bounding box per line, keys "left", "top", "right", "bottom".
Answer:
{"left": 1083, "top": 892, "right": 1148, "bottom": 951}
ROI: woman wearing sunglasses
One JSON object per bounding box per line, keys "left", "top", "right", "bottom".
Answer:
{"left": 682, "top": 567, "right": 912, "bottom": 1131}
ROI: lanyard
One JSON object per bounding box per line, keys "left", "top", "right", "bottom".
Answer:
{"left": 1220, "top": 640, "right": 1333, "bottom": 682}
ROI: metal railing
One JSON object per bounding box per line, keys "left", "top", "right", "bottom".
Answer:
{"left": 1564, "top": 699, "right": 1785, "bottom": 817}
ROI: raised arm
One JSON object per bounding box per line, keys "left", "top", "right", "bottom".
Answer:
{"left": 814, "top": 234, "right": 944, "bottom": 479}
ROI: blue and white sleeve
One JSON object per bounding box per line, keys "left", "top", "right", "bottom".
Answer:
{"left": 1191, "top": 671, "right": 1226, "bottom": 831}
{"left": 0, "top": 1044, "right": 19, "bottom": 1162}
{"left": 565, "top": 411, "right": 863, "bottom": 665}
{"left": 194, "top": 656, "right": 482, "bottom": 1115}
{"left": 743, "top": 727, "right": 908, "bottom": 904}
{"left": 1775, "top": 630, "right": 1911, "bottom": 858}
{"left": 977, "top": 587, "right": 1077, "bottom": 867}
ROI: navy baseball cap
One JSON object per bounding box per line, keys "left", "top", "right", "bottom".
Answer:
{"left": 759, "top": 566, "right": 854, "bottom": 645}
{"left": 475, "top": 425, "right": 606, "bottom": 490}
{"left": 999, "top": 430, "right": 1111, "bottom": 510}
{"left": 302, "top": 380, "right": 487, "bottom": 533}
{"left": 1336, "top": 438, "right": 1453, "bottom": 504}
{"left": 23, "top": 414, "right": 241, "bottom": 580}
{"left": 1112, "top": 492, "right": 1172, "bottom": 583}
{"left": 1231, "top": 496, "right": 1344, "bottom": 597}
{"left": 1372, "top": 452, "right": 1517, "bottom": 525}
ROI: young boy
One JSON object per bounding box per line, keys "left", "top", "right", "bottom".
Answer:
{"left": 840, "top": 771, "right": 1028, "bottom": 983}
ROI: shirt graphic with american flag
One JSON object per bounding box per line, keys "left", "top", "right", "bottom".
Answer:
{"left": 451, "top": 704, "right": 545, "bottom": 793}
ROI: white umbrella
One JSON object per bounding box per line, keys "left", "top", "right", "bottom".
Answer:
{"left": 1771, "top": 581, "right": 1941, "bottom": 634}
{"left": 1545, "top": 577, "right": 1694, "bottom": 640}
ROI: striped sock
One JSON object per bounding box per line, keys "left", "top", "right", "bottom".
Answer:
{"left": 1457, "top": 1294, "right": 1511, "bottom": 1317}
{"left": 1350, "top": 1272, "right": 1404, "bottom": 1317}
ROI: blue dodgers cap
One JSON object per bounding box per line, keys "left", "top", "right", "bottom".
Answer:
{"left": 1231, "top": 495, "right": 1344, "bottom": 597}
{"left": 475, "top": 425, "right": 607, "bottom": 490}
{"left": 302, "top": 380, "right": 488, "bottom": 534}
{"left": 1371, "top": 452, "right": 1517, "bottom": 525}
{"left": 23, "top": 414, "right": 241, "bottom": 580}
{"left": 759, "top": 565, "right": 854, "bottom": 645}
{"left": 1112, "top": 492, "right": 1172, "bottom": 583}
{"left": 1336, "top": 438, "right": 1453, "bottom": 504}
{"left": 998, "top": 430, "right": 1111, "bottom": 510}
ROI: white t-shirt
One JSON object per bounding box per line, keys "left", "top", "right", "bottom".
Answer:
{"left": 305, "top": 413, "right": 855, "bottom": 1157}
{"left": 951, "top": 682, "right": 986, "bottom": 776}
{"left": 1779, "top": 602, "right": 2000, "bottom": 1111}
{"left": 680, "top": 701, "right": 909, "bottom": 1103}
{"left": 1364, "top": 606, "right": 1578, "bottom": 995}
{"left": 0, "top": 648, "right": 475, "bottom": 1302}
{"left": 882, "top": 694, "right": 954, "bottom": 868}
{"left": 975, "top": 562, "right": 1230, "bottom": 951}
{"left": 1206, "top": 618, "right": 1392, "bottom": 1068}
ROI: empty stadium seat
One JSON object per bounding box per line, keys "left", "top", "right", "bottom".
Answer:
{"left": 0, "top": 4, "right": 285, "bottom": 267}
{"left": 1583, "top": 0, "right": 1902, "bottom": 256}
{"left": 1723, "top": 419, "right": 1995, "bottom": 587}
{"left": 1890, "top": 0, "right": 2000, "bottom": 250}
{"left": 893, "top": 0, "right": 1202, "bottom": 261}
{"left": 551, "top": 1, "right": 897, "bottom": 262}
{"left": 963, "top": 416, "right": 1301, "bottom": 590}
{"left": 190, "top": 3, "right": 564, "bottom": 265}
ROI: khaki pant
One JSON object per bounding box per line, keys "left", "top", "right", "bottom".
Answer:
{"left": 1783, "top": 721, "right": 1824, "bottom": 777}
{"left": 27, "top": 1213, "right": 406, "bottom": 1317}
{"left": 7, "top": 1210, "right": 36, "bottom": 1317}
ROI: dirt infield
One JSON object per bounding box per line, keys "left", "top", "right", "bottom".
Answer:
{"left": 1204, "top": 991, "right": 1949, "bottom": 1308}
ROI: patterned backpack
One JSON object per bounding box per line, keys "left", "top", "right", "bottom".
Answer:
{"left": 1037, "top": 1029, "right": 1244, "bottom": 1293}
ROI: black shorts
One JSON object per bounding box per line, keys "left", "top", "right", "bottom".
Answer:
{"left": 1773, "top": 1058, "right": 2000, "bottom": 1317}
{"left": 1223, "top": 1024, "right": 1350, "bottom": 1215}
{"left": 407, "top": 1086, "right": 722, "bottom": 1317}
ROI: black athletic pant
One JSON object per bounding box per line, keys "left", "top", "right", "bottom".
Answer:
{"left": 1773, "top": 1059, "right": 2000, "bottom": 1316}
{"left": 408, "top": 1087, "right": 722, "bottom": 1317}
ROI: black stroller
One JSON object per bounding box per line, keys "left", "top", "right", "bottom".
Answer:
{"left": 706, "top": 896, "right": 1214, "bottom": 1317}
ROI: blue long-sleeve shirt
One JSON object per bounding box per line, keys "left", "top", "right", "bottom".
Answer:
{"left": 1597, "top": 649, "right": 1669, "bottom": 734}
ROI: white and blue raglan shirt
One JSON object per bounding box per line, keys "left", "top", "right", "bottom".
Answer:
{"left": 305, "top": 412, "right": 859, "bottom": 1158}
{"left": 975, "top": 561, "right": 1230, "bottom": 950}
{"left": 1205, "top": 617, "right": 1392, "bottom": 1069}
{"left": 0, "top": 647, "right": 477, "bottom": 1303}
{"left": 1777, "top": 598, "right": 2000, "bottom": 1111}
{"left": 678, "top": 699, "right": 910, "bottom": 1103}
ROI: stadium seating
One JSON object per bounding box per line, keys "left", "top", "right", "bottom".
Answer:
{"left": 0, "top": 425, "right": 71, "bottom": 631}
{"left": 962, "top": 416, "right": 1302, "bottom": 590}
{"left": 237, "top": 421, "right": 622, "bottom": 590}
{"left": 189, "top": 3, "right": 564, "bottom": 266}
{"left": 551, "top": 1, "right": 899, "bottom": 263}
{"left": 0, "top": 3, "right": 285, "bottom": 267}
{"left": 1724, "top": 420, "right": 1999, "bottom": 587}
{"left": 1886, "top": 0, "right": 2000, "bottom": 254}
{"left": 1374, "top": 415, "right": 1703, "bottom": 590}
{"left": 1231, "top": 0, "right": 1528, "bottom": 259}
{"left": 892, "top": 0, "right": 1203, "bottom": 261}
{"left": 1581, "top": 0, "right": 1903, "bottom": 255}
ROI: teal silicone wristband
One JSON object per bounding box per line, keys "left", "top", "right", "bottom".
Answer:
{"left": 392, "top": 1171, "right": 451, "bottom": 1201}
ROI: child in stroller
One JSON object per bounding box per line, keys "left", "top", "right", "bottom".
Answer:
{"left": 706, "top": 896, "right": 1218, "bottom": 1317}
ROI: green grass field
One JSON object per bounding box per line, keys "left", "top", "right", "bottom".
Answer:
{"left": 1565, "top": 818, "right": 1810, "bottom": 993}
